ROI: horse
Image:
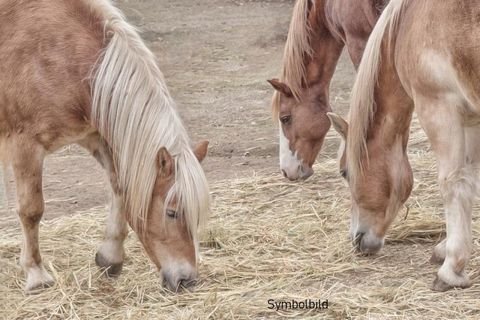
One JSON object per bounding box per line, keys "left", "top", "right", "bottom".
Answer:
{"left": 267, "top": 0, "right": 389, "bottom": 181}
{"left": 329, "top": 0, "right": 480, "bottom": 291}
{"left": 0, "top": 0, "right": 210, "bottom": 293}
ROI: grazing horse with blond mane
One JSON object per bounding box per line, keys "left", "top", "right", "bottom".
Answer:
{"left": 0, "top": 0, "right": 210, "bottom": 292}
{"left": 329, "top": 0, "right": 480, "bottom": 291}
{"left": 268, "top": 0, "right": 388, "bottom": 181}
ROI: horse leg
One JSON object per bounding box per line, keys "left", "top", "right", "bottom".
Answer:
{"left": 430, "top": 238, "right": 446, "bottom": 265}
{"left": 12, "top": 143, "right": 54, "bottom": 292}
{"left": 417, "top": 101, "right": 475, "bottom": 291}
{"left": 78, "top": 134, "right": 128, "bottom": 276}
{"left": 430, "top": 125, "right": 480, "bottom": 266}
{"left": 95, "top": 191, "right": 127, "bottom": 276}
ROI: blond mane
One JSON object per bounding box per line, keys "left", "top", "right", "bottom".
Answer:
{"left": 346, "top": 0, "right": 407, "bottom": 184}
{"left": 89, "top": 0, "right": 210, "bottom": 242}
{"left": 272, "top": 0, "right": 315, "bottom": 117}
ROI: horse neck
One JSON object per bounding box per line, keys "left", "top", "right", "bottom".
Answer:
{"left": 325, "top": 0, "right": 385, "bottom": 68}
{"left": 301, "top": 2, "right": 344, "bottom": 105}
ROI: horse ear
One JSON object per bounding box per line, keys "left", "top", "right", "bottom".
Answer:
{"left": 327, "top": 112, "right": 348, "bottom": 140}
{"left": 157, "top": 147, "right": 174, "bottom": 178}
{"left": 267, "top": 79, "right": 293, "bottom": 97}
{"left": 194, "top": 140, "right": 209, "bottom": 163}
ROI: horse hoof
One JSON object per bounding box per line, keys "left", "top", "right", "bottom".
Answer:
{"left": 431, "top": 276, "right": 453, "bottom": 292}
{"left": 25, "top": 267, "right": 55, "bottom": 293}
{"left": 95, "top": 252, "right": 123, "bottom": 277}
{"left": 431, "top": 275, "right": 471, "bottom": 292}
{"left": 26, "top": 279, "right": 54, "bottom": 294}
{"left": 429, "top": 252, "right": 445, "bottom": 265}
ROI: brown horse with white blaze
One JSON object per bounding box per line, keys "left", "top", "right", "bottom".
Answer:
{"left": 268, "top": 0, "right": 388, "bottom": 180}
{"left": 0, "top": 0, "right": 210, "bottom": 292}
{"left": 329, "top": 0, "right": 480, "bottom": 291}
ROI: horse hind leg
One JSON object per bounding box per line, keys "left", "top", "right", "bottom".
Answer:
{"left": 78, "top": 134, "right": 128, "bottom": 277}
{"left": 417, "top": 99, "right": 475, "bottom": 291}
{"left": 11, "top": 143, "right": 54, "bottom": 292}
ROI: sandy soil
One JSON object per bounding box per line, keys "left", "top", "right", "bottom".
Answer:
{"left": 0, "top": 0, "right": 355, "bottom": 224}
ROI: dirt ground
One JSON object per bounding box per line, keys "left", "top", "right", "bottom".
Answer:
{"left": 0, "top": 0, "right": 354, "bottom": 224}
{"left": 4, "top": 1, "right": 480, "bottom": 319}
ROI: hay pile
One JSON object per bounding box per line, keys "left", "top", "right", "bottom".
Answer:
{"left": 1, "top": 119, "right": 480, "bottom": 319}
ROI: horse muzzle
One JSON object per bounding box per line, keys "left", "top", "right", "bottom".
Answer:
{"left": 161, "top": 264, "right": 198, "bottom": 292}
{"left": 353, "top": 231, "right": 384, "bottom": 255}
{"left": 281, "top": 163, "right": 314, "bottom": 181}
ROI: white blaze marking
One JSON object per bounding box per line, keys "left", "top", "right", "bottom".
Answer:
{"left": 279, "top": 124, "right": 302, "bottom": 179}
{"left": 350, "top": 204, "right": 359, "bottom": 240}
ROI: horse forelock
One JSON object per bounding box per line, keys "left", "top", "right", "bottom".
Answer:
{"left": 346, "top": 0, "right": 407, "bottom": 185}
{"left": 272, "top": 0, "right": 316, "bottom": 118}
{"left": 89, "top": 0, "right": 210, "bottom": 243}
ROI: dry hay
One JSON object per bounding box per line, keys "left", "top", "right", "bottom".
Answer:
{"left": 2, "top": 119, "right": 480, "bottom": 319}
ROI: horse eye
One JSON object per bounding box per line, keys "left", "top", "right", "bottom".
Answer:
{"left": 280, "top": 115, "right": 292, "bottom": 125}
{"left": 166, "top": 209, "right": 177, "bottom": 219}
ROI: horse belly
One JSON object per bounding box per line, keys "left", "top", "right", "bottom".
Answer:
{"left": 0, "top": 88, "right": 97, "bottom": 158}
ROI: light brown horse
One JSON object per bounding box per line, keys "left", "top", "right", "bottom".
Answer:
{"left": 329, "top": 0, "right": 480, "bottom": 291}
{"left": 0, "top": 0, "right": 210, "bottom": 293}
{"left": 268, "top": 0, "right": 388, "bottom": 180}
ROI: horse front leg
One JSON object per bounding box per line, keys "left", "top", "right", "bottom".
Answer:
{"left": 417, "top": 101, "right": 475, "bottom": 291}
{"left": 430, "top": 238, "right": 446, "bottom": 265}
{"left": 429, "top": 126, "right": 480, "bottom": 267}
{"left": 12, "top": 144, "right": 54, "bottom": 292}
{"left": 78, "top": 134, "right": 128, "bottom": 276}
{"left": 95, "top": 191, "right": 128, "bottom": 276}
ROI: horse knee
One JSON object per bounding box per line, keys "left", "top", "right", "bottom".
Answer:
{"left": 18, "top": 198, "right": 44, "bottom": 225}
{"left": 438, "top": 166, "right": 477, "bottom": 203}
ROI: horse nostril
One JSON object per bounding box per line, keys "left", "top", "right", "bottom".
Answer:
{"left": 281, "top": 169, "right": 287, "bottom": 178}
{"left": 302, "top": 167, "right": 313, "bottom": 179}
{"left": 162, "top": 268, "right": 197, "bottom": 292}
{"left": 180, "top": 278, "right": 197, "bottom": 289}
